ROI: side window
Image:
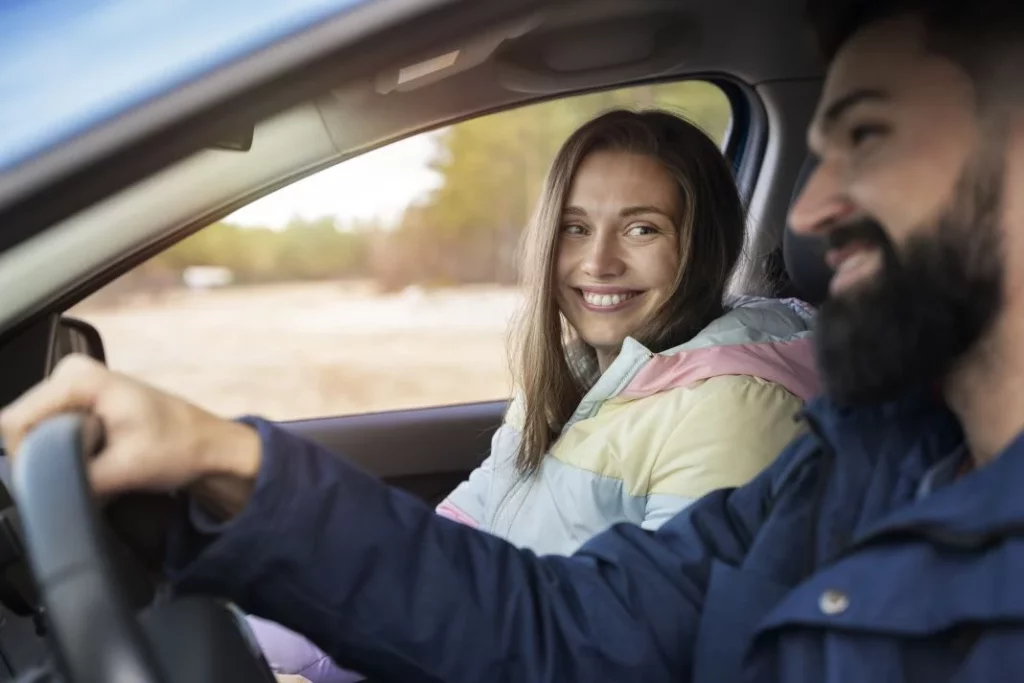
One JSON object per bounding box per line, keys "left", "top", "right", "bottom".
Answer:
{"left": 72, "top": 81, "right": 733, "bottom": 421}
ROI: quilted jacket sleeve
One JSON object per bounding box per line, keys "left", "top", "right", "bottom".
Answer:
{"left": 167, "top": 418, "right": 801, "bottom": 683}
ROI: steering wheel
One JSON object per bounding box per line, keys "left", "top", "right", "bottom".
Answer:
{"left": 12, "top": 413, "right": 168, "bottom": 683}
{"left": 10, "top": 414, "right": 279, "bottom": 683}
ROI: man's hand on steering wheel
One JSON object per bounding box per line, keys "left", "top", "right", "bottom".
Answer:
{"left": 0, "top": 354, "right": 262, "bottom": 519}
{"left": 5, "top": 364, "right": 282, "bottom": 683}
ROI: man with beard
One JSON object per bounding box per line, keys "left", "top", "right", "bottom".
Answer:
{"left": 3, "top": 1, "right": 1024, "bottom": 681}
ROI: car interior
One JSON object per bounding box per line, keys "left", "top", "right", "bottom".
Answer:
{"left": 0, "top": 0, "right": 831, "bottom": 680}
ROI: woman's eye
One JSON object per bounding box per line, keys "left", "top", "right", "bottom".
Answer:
{"left": 562, "top": 224, "right": 587, "bottom": 236}
{"left": 627, "top": 224, "right": 658, "bottom": 237}
{"left": 849, "top": 123, "right": 888, "bottom": 147}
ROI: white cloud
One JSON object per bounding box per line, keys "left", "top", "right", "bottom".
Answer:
{"left": 227, "top": 130, "right": 442, "bottom": 229}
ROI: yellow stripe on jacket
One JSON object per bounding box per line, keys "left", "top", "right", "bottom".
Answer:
{"left": 548, "top": 374, "right": 807, "bottom": 500}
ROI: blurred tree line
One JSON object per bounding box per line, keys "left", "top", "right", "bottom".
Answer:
{"left": 155, "top": 217, "right": 375, "bottom": 283}
{"left": 137, "top": 81, "right": 731, "bottom": 293}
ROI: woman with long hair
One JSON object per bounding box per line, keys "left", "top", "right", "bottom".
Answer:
{"left": 253, "top": 108, "right": 818, "bottom": 682}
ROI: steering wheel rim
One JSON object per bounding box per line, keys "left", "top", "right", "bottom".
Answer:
{"left": 12, "top": 413, "right": 167, "bottom": 683}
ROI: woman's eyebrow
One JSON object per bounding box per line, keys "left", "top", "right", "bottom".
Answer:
{"left": 620, "top": 205, "right": 672, "bottom": 218}
{"left": 562, "top": 205, "right": 673, "bottom": 219}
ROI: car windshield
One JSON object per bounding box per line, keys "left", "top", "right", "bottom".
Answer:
{"left": 0, "top": 0, "right": 368, "bottom": 172}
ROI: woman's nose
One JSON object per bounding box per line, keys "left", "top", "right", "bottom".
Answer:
{"left": 581, "top": 234, "right": 626, "bottom": 278}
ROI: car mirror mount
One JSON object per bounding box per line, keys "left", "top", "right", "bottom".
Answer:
{"left": 49, "top": 316, "right": 106, "bottom": 370}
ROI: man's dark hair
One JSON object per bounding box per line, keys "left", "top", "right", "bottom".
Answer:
{"left": 806, "top": 0, "right": 1024, "bottom": 79}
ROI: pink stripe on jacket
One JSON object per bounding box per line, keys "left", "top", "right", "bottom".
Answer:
{"left": 619, "top": 336, "right": 819, "bottom": 402}
{"left": 435, "top": 500, "right": 480, "bottom": 527}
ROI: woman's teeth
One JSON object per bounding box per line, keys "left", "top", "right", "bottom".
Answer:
{"left": 582, "top": 291, "right": 638, "bottom": 308}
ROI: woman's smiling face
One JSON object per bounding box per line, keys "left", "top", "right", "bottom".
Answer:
{"left": 556, "top": 150, "right": 683, "bottom": 370}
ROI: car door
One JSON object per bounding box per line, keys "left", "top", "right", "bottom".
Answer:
{"left": 289, "top": 403, "right": 504, "bottom": 505}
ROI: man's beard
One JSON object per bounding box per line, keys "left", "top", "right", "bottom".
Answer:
{"left": 815, "top": 154, "right": 1006, "bottom": 406}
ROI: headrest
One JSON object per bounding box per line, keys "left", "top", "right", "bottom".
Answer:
{"left": 783, "top": 158, "right": 833, "bottom": 307}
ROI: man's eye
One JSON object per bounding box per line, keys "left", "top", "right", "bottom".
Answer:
{"left": 850, "top": 123, "right": 888, "bottom": 147}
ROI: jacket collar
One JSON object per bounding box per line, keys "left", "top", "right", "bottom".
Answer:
{"left": 803, "top": 386, "right": 1024, "bottom": 546}
{"left": 855, "top": 428, "right": 1024, "bottom": 546}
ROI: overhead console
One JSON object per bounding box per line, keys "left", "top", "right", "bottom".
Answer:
{"left": 492, "top": 0, "right": 700, "bottom": 93}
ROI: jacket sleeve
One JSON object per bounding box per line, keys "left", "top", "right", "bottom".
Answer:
{"left": 247, "top": 438, "right": 506, "bottom": 683}
{"left": 641, "top": 376, "right": 806, "bottom": 530}
{"left": 167, "top": 418, "right": 794, "bottom": 683}
{"left": 433, "top": 453, "right": 494, "bottom": 527}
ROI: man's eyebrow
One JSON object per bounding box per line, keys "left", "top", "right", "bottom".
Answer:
{"left": 821, "top": 88, "right": 891, "bottom": 130}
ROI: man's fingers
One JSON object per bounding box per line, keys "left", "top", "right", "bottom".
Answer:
{"left": 0, "top": 355, "right": 107, "bottom": 456}
{"left": 87, "top": 445, "right": 138, "bottom": 497}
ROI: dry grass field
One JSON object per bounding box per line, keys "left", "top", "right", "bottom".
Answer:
{"left": 72, "top": 282, "right": 519, "bottom": 421}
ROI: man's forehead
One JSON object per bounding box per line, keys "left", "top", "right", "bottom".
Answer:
{"left": 819, "top": 17, "right": 928, "bottom": 113}
{"left": 810, "top": 15, "right": 974, "bottom": 148}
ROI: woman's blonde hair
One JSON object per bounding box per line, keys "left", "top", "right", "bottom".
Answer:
{"left": 510, "top": 109, "right": 746, "bottom": 476}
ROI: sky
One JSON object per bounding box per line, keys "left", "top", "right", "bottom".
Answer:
{"left": 0, "top": 0, "right": 367, "bottom": 170}
{"left": 227, "top": 130, "right": 443, "bottom": 229}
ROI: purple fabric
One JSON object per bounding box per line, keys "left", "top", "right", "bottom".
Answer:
{"left": 247, "top": 615, "right": 363, "bottom": 683}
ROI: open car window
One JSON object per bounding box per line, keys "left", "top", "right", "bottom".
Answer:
{"left": 72, "top": 80, "right": 733, "bottom": 421}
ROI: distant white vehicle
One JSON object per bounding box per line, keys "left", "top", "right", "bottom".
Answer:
{"left": 183, "top": 266, "right": 234, "bottom": 290}
{"left": 399, "top": 284, "right": 427, "bottom": 303}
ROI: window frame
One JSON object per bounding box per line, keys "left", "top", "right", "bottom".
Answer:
{"left": 62, "top": 76, "right": 765, "bottom": 420}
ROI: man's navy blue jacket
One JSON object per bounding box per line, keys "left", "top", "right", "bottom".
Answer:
{"left": 168, "top": 389, "right": 1024, "bottom": 682}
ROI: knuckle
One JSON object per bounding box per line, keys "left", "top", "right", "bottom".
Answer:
{"left": 53, "top": 353, "right": 98, "bottom": 378}
{"left": 0, "top": 413, "right": 24, "bottom": 454}
{"left": 53, "top": 355, "right": 110, "bottom": 395}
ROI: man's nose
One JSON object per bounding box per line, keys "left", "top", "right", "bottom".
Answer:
{"left": 788, "top": 162, "right": 856, "bottom": 236}
{"left": 582, "top": 233, "right": 626, "bottom": 278}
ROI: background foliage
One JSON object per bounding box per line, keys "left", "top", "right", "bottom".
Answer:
{"left": 133, "top": 82, "right": 731, "bottom": 293}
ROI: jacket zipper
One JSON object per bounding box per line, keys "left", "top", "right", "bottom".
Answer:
{"left": 565, "top": 348, "right": 654, "bottom": 428}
